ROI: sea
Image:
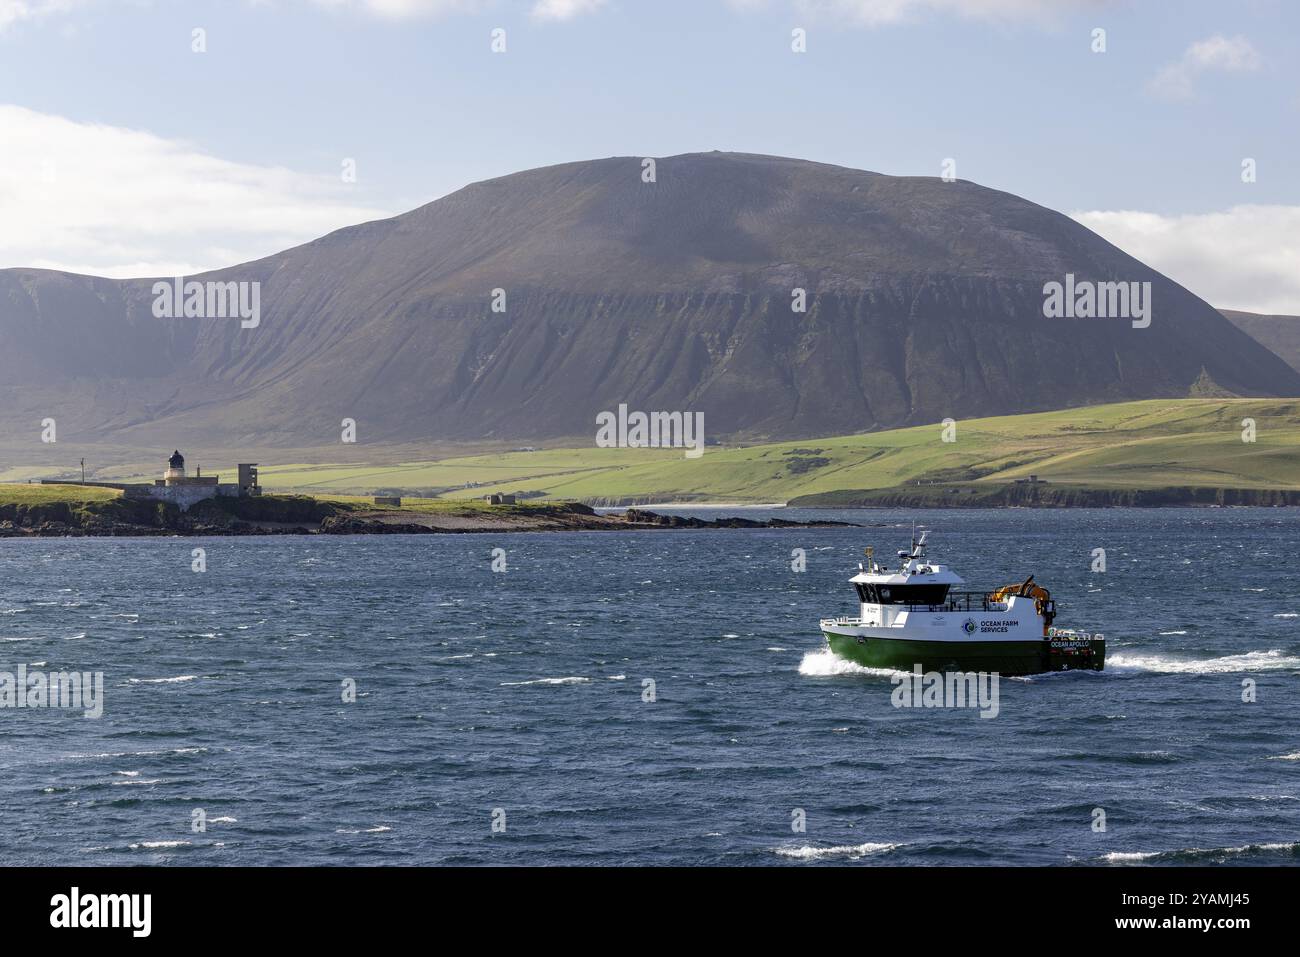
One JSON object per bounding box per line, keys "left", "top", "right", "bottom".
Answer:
{"left": 2, "top": 508, "right": 1298, "bottom": 866}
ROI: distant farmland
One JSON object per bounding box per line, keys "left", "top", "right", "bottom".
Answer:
{"left": 23, "top": 398, "right": 1290, "bottom": 507}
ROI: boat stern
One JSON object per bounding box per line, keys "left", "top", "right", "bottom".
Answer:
{"left": 1046, "top": 628, "right": 1105, "bottom": 672}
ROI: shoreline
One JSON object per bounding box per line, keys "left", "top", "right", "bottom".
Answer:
{"left": 787, "top": 484, "right": 1300, "bottom": 509}
{"left": 8, "top": 482, "right": 1300, "bottom": 540}
{"left": 0, "top": 497, "right": 854, "bottom": 538}
{"left": 597, "top": 502, "right": 788, "bottom": 510}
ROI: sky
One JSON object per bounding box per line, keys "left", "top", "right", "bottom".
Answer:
{"left": 1, "top": 0, "right": 1298, "bottom": 312}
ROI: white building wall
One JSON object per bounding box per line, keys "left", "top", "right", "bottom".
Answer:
{"left": 123, "top": 484, "right": 242, "bottom": 511}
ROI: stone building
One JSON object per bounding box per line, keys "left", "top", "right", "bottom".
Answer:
{"left": 43, "top": 450, "right": 263, "bottom": 511}
{"left": 116, "top": 450, "right": 262, "bottom": 510}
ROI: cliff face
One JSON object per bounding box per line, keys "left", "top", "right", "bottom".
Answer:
{"left": 3, "top": 152, "right": 1298, "bottom": 449}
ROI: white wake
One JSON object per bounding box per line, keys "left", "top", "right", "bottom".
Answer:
{"left": 1107, "top": 649, "right": 1300, "bottom": 674}
{"left": 798, "top": 649, "right": 905, "bottom": 679}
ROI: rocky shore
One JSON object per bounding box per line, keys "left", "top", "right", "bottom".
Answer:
{"left": 0, "top": 495, "right": 853, "bottom": 538}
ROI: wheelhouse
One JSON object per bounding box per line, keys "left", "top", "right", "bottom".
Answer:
{"left": 848, "top": 530, "right": 966, "bottom": 608}
{"left": 852, "top": 581, "right": 952, "bottom": 605}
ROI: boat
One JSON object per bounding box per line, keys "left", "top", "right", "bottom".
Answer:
{"left": 819, "top": 530, "right": 1104, "bottom": 676}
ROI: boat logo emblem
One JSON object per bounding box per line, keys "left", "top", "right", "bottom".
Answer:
{"left": 962, "top": 618, "right": 978, "bottom": 635}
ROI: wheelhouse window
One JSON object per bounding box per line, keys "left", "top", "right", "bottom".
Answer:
{"left": 855, "top": 583, "right": 951, "bottom": 605}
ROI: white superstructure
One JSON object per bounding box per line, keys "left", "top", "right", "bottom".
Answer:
{"left": 819, "top": 530, "right": 1050, "bottom": 645}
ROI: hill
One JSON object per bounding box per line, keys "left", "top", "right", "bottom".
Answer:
{"left": 2, "top": 153, "right": 1298, "bottom": 455}
{"left": 1221, "top": 309, "right": 1300, "bottom": 375}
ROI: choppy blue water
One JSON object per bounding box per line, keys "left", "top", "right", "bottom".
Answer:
{"left": 2, "top": 508, "right": 1298, "bottom": 866}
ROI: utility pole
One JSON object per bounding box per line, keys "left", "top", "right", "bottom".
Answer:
{"left": 80, "top": 458, "right": 85, "bottom": 484}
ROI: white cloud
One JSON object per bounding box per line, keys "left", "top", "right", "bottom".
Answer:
{"left": 531, "top": 0, "right": 607, "bottom": 21}
{"left": 4, "top": 0, "right": 1076, "bottom": 31}
{"left": 1, "top": 1, "right": 481, "bottom": 31}
{"left": 1148, "top": 34, "right": 1262, "bottom": 100}
{"left": 1073, "top": 205, "right": 1300, "bottom": 315}
{"left": 0, "top": 0, "right": 91, "bottom": 30}
{"left": 305, "top": 0, "right": 609, "bottom": 21}
{"left": 303, "top": 0, "right": 472, "bottom": 19}
{"left": 725, "top": 0, "right": 1089, "bottom": 27}
{"left": 0, "top": 105, "right": 390, "bottom": 278}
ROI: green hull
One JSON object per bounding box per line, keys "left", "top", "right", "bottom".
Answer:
{"left": 824, "top": 632, "right": 1104, "bottom": 676}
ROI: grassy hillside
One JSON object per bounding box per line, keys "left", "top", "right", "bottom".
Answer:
{"left": 0, "top": 483, "right": 122, "bottom": 505}
{"left": 436, "top": 398, "right": 1300, "bottom": 503}
{"left": 6, "top": 399, "right": 1298, "bottom": 506}
{"left": 173, "top": 399, "right": 1300, "bottom": 503}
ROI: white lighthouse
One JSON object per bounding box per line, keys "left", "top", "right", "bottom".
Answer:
{"left": 164, "top": 449, "right": 187, "bottom": 483}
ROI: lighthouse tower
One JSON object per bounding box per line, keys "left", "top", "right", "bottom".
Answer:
{"left": 164, "top": 450, "right": 186, "bottom": 483}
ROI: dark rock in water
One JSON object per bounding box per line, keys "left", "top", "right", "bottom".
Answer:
{"left": 621, "top": 508, "right": 853, "bottom": 529}
{"left": 3, "top": 152, "right": 1297, "bottom": 450}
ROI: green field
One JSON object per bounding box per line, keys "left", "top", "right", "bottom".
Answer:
{"left": 465, "top": 398, "right": 1300, "bottom": 503}
{"left": 5, "top": 399, "right": 1298, "bottom": 506}
{"left": 251, "top": 446, "right": 681, "bottom": 497}
{"left": 0, "top": 483, "right": 122, "bottom": 505}
{"left": 270, "top": 399, "right": 1300, "bottom": 503}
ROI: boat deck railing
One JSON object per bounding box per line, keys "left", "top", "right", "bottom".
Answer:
{"left": 924, "top": 591, "right": 1008, "bottom": 613}
{"left": 1048, "top": 626, "right": 1103, "bottom": 641}
{"left": 869, "top": 593, "right": 1013, "bottom": 613}
{"left": 882, "top": 592, "right": 1009, "bottom": 613}
{"left": 827, "top": 593, "right": 1022, "bottom": 623}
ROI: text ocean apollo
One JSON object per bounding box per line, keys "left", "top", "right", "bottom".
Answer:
{"left": 819, "top": 532, "right": 1105, "bottom": 676}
